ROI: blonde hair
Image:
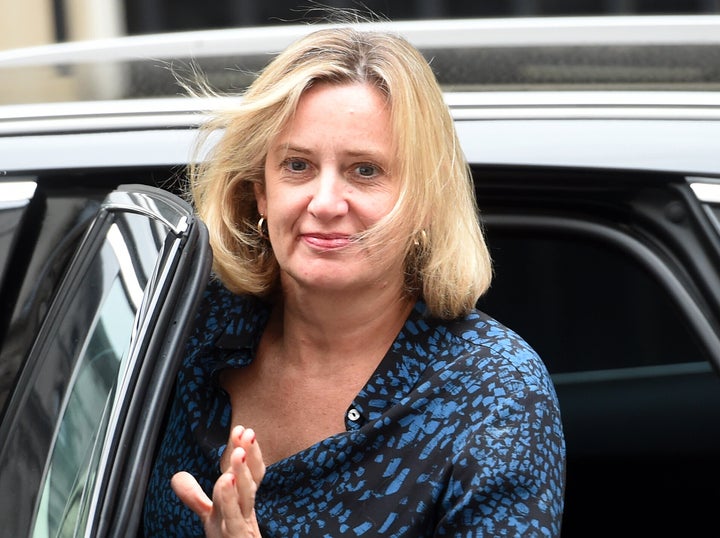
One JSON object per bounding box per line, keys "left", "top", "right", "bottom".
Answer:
{"left": 189, "top": 25, "right": 492, "bottom": 319}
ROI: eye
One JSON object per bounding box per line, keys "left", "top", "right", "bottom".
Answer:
{"left": 354, "top": 164, "right": 380, "bottom": 178}
{"left": 285, "top": 158, "right": 308, "bottom": 172}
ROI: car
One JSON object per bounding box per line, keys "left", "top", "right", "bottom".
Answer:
{"left": 2, "top": 14, "right": 720, "bottom": 536}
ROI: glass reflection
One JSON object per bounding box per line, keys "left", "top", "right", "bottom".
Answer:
{"left": 32, "top": 212, "right": 166, "bottom": 537}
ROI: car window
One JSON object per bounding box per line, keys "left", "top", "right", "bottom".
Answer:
{"left": 0, "top": 181, "right": 37, "bottom": 333}
{"left": 31, "top": 212, "right": 153, "bottom": 537}
{"left": 0, "top": 185, "right": 211, "bottom": 537}
{"left": 0, "top": 181, "right": 36, "bottom": 274}
{"left": 478, "top": 227, "right": 711, "bottom": 374}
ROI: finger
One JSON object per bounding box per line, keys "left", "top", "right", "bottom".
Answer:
{"left": 229, "top": 424, "right": 246, "bottom": 447}
{"left": 222, "top": 425, "right": 246, "bottom": 473}
{"left": 171, "top": 471, "right": 213, "bottom": 520}
{"left": 230, "top": 426, "right": 266, "bottom": 484}
{"left": 229, "top": 446, "right": 258, "bottom": 516}
{"left": 212, "top": 472, "right": 247, "bottom": 536}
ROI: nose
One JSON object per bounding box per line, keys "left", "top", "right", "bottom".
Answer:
{"left": 307, "top": 170, "right": 349, "bottom": 219}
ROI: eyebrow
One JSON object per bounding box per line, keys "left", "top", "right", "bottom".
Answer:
{"left": 278, "top": 144, "right": 311, "bottom": 155}
{"left": 275, "top": 143, "right": 390, "bottom": 162}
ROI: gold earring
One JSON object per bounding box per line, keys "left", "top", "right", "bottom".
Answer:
{"left": 413, "top": 229, "right": 428, "bottom": 249}
{"left": 257, "top": 215, "right": 269, "bottom": 239}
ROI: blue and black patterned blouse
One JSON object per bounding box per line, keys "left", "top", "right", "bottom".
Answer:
{"left": 144, "top": 278, "right": 566, "bottom": 537}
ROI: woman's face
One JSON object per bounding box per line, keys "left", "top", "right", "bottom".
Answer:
{"left": 258, "top": 82, "right": 404, "bottom": 297}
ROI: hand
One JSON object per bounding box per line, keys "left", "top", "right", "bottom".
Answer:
{"left": 172, "top": 426, "right": 266, "bottom": 537}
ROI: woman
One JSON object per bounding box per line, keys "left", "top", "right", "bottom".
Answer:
{"left": 144, "top": 24, "right": 566, "bottom": 537}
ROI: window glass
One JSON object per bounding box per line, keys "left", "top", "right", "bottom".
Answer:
{"left": 31, "top": 214, "right": 161, "bottom": 537}
{"left": 0, "top": 184, "right": 34, "bottom": 288}
{"left": 477, "top": 231, "right": 708, "bottom": 374}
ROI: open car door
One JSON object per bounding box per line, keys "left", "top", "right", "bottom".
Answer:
{"left": 0, "top": 184, "right": 211, "bottom": 537}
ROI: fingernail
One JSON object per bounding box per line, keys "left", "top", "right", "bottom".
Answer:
{"left": 250, "top": 433, "right": 256, "bottom": 444}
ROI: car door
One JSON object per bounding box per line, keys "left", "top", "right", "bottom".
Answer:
{"left": 0, "top": 184, "right": 211, "bottom": 537}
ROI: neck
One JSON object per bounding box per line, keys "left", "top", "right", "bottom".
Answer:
{"left": 266, "top": 287, "right": 416, "bottom": 371}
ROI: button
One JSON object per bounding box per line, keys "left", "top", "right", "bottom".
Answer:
{"left": 347, "top": 408, "right": 360, "bottom": 421}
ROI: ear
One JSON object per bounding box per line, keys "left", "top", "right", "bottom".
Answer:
{"left": 253, "top": 182, "right": 267, "bottom": 215}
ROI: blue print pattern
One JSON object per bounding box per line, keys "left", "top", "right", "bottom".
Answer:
{"left": 144, "top": 278, "right": 566, "bottom": 536}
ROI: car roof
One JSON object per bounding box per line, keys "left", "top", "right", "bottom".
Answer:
{"left": 3, "top": 91, "right": 719, "bottom": 177}
{"left": 2, "top": 15, "right": 720, "bottom": 176}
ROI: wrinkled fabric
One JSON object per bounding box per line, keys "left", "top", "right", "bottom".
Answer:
{"left": 144, "top": 278, "right": 565, "bottom": 537}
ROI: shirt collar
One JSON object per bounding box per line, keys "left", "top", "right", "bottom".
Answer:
{"left": 210, "top": 292, "right": 439, "bottom": 423}
{"left": 350, "top": 300, "right": 440, "bottom": 423}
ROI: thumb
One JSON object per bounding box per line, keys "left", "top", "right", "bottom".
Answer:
{"left": 171, "top": 471, "right": 213, "bottom": 519}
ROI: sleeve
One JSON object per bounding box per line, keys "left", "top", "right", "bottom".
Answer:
{"left": 436, "top": 381, "right": 566, "bottom": 537}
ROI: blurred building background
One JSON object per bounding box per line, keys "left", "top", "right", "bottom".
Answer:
{"left": 2, "top": 0, "right": 720, "bottom": 51}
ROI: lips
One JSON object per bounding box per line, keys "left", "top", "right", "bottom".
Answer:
{"left": 302, "top": 233, "right": 352, "bottom": 250}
